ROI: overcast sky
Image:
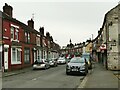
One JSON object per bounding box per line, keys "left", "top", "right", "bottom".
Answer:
{"left": 0, "top": 0, "right": 119, "bottom": 47}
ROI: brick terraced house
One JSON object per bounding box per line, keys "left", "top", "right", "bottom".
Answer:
{"left": 1, "top": 3, "right": 60, "bottom": 72}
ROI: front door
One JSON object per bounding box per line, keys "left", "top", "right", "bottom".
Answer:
{"left": 4, "top": 48, "right": 8, "bottom": 70}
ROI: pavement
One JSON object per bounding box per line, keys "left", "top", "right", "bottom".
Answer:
{"left": 2, "top": 66, "right": 33, "bottom": 77}
{"left": 78, "top": 62, "right": 120, "bottom": 88}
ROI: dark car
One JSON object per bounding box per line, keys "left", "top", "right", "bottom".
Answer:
{"left": 66, "top": 57, "right": 88, "bottom": 75}
{"left": 82, "top": 53, "right": 92, "bottom": 69}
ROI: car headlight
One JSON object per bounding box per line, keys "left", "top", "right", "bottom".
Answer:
{"left": 33, "top": 65, "right": 37, "bottom": 67}
{"left": 81, "top": 65, "right": 85, "bottom": 69}
{"left": 41, "top": 64, "right": 45, "bottom": 67}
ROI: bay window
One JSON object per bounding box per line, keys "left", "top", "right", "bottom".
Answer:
{"left": 11, "top": 48, "right": 21, "bottom": 64}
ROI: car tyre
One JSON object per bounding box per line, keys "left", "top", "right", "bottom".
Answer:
{"left": 66, "top": 71, "right": 70, "bottom": 75}
{"left": 44, "top": 66, "right": 47, "bottom": 70}
{"left": 84, "top": 70, "right": 88, "bottom": 76}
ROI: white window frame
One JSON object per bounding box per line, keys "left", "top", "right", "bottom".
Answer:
{"left": 11, "top": 27, "right": 14, "bottom": 40}
{"left": 28, "top": 33, "right": 30, "bottom": 43}
{"left": 15, "top": 28, "right": 19, "bottom": 40}
{"left": 11, "top": 48, "right": 21, "bottom": 64}
{"left": 11, "top": 26, "right": 19, "bottom": 42}
{"left": 25, "top": 32, "right": 30, "bottom": 43}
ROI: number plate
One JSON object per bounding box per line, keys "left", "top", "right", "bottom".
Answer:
{"left": 72, "top": 69, "right": 78, "bottom": 71}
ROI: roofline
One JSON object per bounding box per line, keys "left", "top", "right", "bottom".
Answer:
{"left": 2, "top": 11, "right": 42, "bottom": 35}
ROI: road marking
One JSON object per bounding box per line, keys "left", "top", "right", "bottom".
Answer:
{"left": 32, "top": 78, "right": 37, "bottom": 81}
{"left": 77, "top": 70, "right": 92, "bottom": 88}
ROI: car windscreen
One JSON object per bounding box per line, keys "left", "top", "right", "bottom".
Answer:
{"left": 34, "top": 60, "right": 44, "bottom": 64}
{"left": 70, "top": 58, "right": 84, "bottom": 63}
{"left": 82, "top": 55, "right": 90, "bottom": 59}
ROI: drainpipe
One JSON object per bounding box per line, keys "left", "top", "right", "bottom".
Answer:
{"left": 105, "top": 20, "right": 108, "bottom": 70}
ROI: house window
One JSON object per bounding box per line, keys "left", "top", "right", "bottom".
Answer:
{"left": 25, "top": 32, "right": 27, "bottom": 42}
{"left": 24, "top": 48, "right": 30, "bottom": 64}
{"left": 16, "top": 29, "right": 19, "bottom": 40}
{"left": 11, "top": 27, "right": 14, "bottom": 39}
{"left": 28, "top": 33, "right": 30, "bottom": 43}
{"left": 25, "top": 32, "right": 30, "bottom": 43}
{"left": 11, "top": 48, "right": 21, "bottom": 64}
{"left": 11, "top": 26, "right": 19, "bottom": 41}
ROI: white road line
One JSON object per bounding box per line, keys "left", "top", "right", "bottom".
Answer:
{"left": 32, "top": 78, "right": 37, "bottom": 81}
{"left": 77, "top": 69, "right": 93, "bottom": 88}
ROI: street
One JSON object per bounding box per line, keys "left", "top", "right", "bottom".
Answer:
{"left": 2, "top": 65, "right": 84, "bottom": 88}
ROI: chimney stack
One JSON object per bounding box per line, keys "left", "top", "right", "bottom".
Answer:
{"left": 3, "top": 3, "right": 13, "bottom": 17}
{"left": 98, "top": 30, "right": 100, "bottom": 34}
{"left": 46, "top": 32, "right": 50, "bottom": 38}
{"left": 39, "top": 27, "right": 44, "bottom": 36}
{"left": 27, "top": 19, "right": 34, "bottom": 29}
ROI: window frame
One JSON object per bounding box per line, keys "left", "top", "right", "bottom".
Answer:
{"left": 11, "top": 26, "right": 19, "bottom": 41}
{"left": 24, "top": 48, "right": 30, "bottom": 64}
{"left": 11, "top": 47, "right": 21, "bottom": 65}
{"left": 25, "top": 32, "right": 31, "bottom": 43}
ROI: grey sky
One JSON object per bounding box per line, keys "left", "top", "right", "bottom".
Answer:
{"left": 0, "top": 0, "right": 119, "bottom": 47}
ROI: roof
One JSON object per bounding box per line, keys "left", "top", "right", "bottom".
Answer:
{"left": 91, "top": 4, "right": 120, "bottom": 43}
{"left": 2, "top": 11, "right": 41, "bottom": 34}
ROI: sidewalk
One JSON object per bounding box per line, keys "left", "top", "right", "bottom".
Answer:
{"left": 78, "top": 63, "right": 119, "bottom": 88}
{"left": 2, "top": 66, "right": 33, "bottom": 77}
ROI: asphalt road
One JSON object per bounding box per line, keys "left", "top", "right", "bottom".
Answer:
{"left": 2, "top": 65, "right": 84, "bottom": 88}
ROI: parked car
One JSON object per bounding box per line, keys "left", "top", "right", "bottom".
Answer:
{"left": 49, "top": 58, "right": 58, "bottom": 67}
{"left": 66, "top": 57, "right": 88, "bottom": 75}
{"left": 82, "top": 53, "right": 92, "bottom": 69}
{"left": 33, "top": 59, "right": 50, "bottom": 70}
{"left": 57, "top": 57, "right": 66, "bottom": 64}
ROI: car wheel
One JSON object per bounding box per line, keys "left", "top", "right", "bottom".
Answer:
{"left": 33, "top": 68, "right": 35, "bottom": 70}
{"left": 83, "top": 72, "right": 87, "bottom": 76}
{"left": 84, "top": 70, "right": 88, "bottom": 76}
{"left": 44, "top": 66, "right": 47, "bottom": 70}
{"left": 56, "top": 64, "right": 58, "bottom": 67}
{"left": 87, "top": 70, "right": 88, "bottom": 73}
{"left": 66, "top": 70, "right": 70, "bottom": 75}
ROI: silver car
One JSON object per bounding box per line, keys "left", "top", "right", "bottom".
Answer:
{"left": 33, "top": 59, "right": 50, "bottom": 70}
{"left": 66, "top": 57, "right": 88, "bottom": 75}
{"left": 49, "top": 58, "right": 58, "bottom": 67}
{"left": 57, "top": 57, "right": 66, "bottom": 64}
